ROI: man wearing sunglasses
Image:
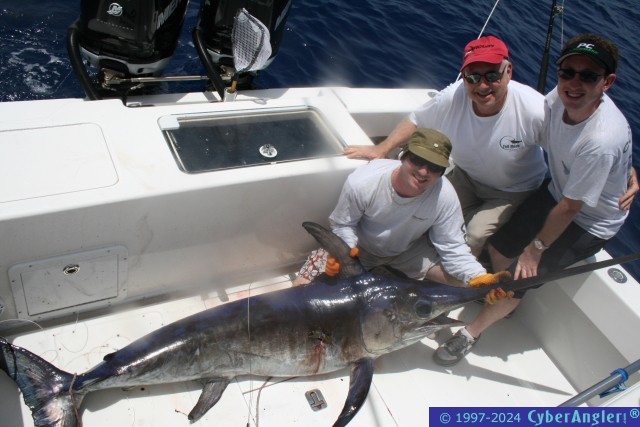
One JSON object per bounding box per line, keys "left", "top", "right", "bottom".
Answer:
{"left": 435, "top": 34, "right": 635, "bottom": 366}
{"left": 346, "top": 36, "right": 549, "bottom": 260}
{"left": 293, "top": 128, "right": 507, "bottom": 288}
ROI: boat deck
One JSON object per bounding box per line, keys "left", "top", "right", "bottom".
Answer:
{"left": 1, "top": 273, "right": 579, "bottom": 427}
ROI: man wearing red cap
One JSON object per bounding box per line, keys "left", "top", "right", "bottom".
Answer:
{"left": 345, "top": 35, "right": 548, "bottom": 258}
{"left": 436, "top": 33, "right": 635, "bottom": 366}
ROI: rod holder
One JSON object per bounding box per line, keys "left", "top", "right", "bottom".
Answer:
{"left": 223, "top": 88, "right": 237, "bottom": 102}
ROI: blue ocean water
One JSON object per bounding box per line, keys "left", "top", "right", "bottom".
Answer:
{"left": 1, "top": 0, "right": 639, "bottom": 279}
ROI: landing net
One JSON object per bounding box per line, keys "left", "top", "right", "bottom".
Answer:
{"left": 231, "top": 8, "right": 272, "bottom": 73}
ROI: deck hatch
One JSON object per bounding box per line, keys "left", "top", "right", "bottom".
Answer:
{"left": 161, "top": 107, "right": 344, "bottom": 173}
{"left": 8, "top": 246, "right": 128, "bottom": 321}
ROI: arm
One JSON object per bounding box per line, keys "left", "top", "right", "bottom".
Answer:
{"left": 619, "top": 166, "right": 638, "bottom": 211}
{"left": 343, "top": 119, "right": 417, "bottom": 160}
{"left": 428, "top": 194, "right": 486, "bottom": 284}
{"left": 514, "top": 196, "right": 583, "bottom": 279}
{"left": 328, "top": 181, "right": 364, "bottom": 249}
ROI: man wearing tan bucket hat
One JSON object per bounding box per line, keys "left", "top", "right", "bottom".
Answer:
{"left": 293, "top": 128, "right": 508, "bottom": 288}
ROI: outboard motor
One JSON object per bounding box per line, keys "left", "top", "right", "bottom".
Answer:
{"left": 67, "top": 0, "right": 189, "bottom": 99}
{"left": 193, "top": 0, "right": 292, "bottom": 96}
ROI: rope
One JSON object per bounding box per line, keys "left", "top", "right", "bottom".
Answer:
{"left": 455, "top": 0, "right": 501, "bottom": 82}
{"left": 246, "top": 280, "right": 255, "bottom": 427}
{"left": 477, "top": 0, "right": 501, "bottom": 39}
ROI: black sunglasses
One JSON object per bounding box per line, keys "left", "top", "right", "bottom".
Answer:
{"left": 557, "top": 68, "right": 604, "bottom": 83}
{"left": 406, "top": 152, "right": 446, "bottom": 174}
{"left": 464, "top": 65, "right": 508, "bottom": 84}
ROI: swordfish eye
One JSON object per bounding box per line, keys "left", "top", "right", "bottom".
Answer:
{"left": 414, "top": 300, "right": 434, "bottom": 319}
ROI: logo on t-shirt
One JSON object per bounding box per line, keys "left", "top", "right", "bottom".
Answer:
{"left": 499, "top": 136, "right": 523, "bottom": 150}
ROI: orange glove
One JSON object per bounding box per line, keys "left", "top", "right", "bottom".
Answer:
{"left": 485, "top": 288, "right": 515, "bottom": 305}
{"left": 325, "top": 247, "right": 359, "bottom": 277}
{"left": 468, "top": 271, "right": 512, "bottom": 287}
{"left": 325, "top": 257, "right": 340, "bottom": 276}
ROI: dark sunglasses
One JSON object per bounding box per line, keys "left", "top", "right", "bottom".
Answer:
{"left": 406, "top": 152, "right": 446, "bottom": 174}
{"left": 464, "top": 65, "right": 508, "bottom": 84}
{"left": 557, "top": 68, "right": 604, "bottom": 83}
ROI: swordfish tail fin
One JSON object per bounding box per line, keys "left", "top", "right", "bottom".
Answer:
{"left": 0, "top": 337, "right": 79, "bottom": 427}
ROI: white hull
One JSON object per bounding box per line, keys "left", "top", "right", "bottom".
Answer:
{"left": 1, "top": 87, "right": 638, "bottom": 425}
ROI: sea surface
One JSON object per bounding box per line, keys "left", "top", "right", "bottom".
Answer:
{"left": 1, "top": 0, "right": 639, "bottom": 279}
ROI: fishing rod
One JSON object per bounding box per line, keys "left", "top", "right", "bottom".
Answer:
{"left": 537, "top": 0, "right": 565, "bottom": 94}
{"left": 559, "top": 358, "right": 640, "bottom": 406}
{"left": 489, "top": 252, "right": 640, "bottom": 295}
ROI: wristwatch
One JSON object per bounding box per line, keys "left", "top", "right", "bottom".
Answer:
{"left": 533, "top": 237, "right": 549, "bottom": 251}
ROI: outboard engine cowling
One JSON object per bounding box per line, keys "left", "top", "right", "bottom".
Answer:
{"left": 68, "top": 0, "right": 189, "bottom": 99}
{"left": 193, "top": 0, "right": 292, "bottom": 94}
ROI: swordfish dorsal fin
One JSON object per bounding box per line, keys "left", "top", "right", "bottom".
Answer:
{"left": 302, "top": 222, "right": 364, "bottom": 277}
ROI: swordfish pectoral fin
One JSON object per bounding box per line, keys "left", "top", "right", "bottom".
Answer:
{"left": 0, "top": 337, "right": 79, "bottom": 427}
{"left": 188, "top": 378, "right": 231, "bottom": 421}
{"left": 332, "top": 358, "right": 375, "bottom": 427}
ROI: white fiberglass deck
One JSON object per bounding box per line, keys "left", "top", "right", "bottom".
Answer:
{"left": 1, "top": 274, "right": 579, "bottom": 427}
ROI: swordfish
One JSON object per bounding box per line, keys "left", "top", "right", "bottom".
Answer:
{"left": 0, "top": 221, "right": 578, "bottom": 426}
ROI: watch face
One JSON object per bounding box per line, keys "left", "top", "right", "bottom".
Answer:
{"left": 534, "top": 239, "right": 545, "bottom": 250}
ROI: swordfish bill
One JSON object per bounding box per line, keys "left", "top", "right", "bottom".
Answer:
{"left": 1, "top": 222, "right": 638, "bottom": 427}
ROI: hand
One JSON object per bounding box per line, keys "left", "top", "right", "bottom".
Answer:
{"left": 325, "top": 247, "right": 359, "bottom": 277}
{"left": 325, "top": 257, "right": 340, "bottom": 276}
{"left": 485, "top": 288, "right": 515, "bottom": 304}
{"left": 514, "top": 243, "right": 543, "bottom": 279}
{"left": 619, "top": 167, "right": 638, "bottom": 211}
{"left": 468, "top": 271, "right": 512, "bottom": 287}
{"left": 343, "top": 145, "right": 388, "bottom": 160}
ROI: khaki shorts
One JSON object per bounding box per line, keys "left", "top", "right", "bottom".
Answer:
{"left": 446, "top": 166, "right": 536, "bottom": 254}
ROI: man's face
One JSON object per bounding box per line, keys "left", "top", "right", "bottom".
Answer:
{"left": 557, "top": 55, "right": 615, "bottom": 124}
{"left": 463, "top": 61, "right": 511, "bottom": 117}
{"left": 394, "top": 153, "right": 443, "bottom": 197}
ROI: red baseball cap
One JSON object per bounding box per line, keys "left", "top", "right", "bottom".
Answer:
{"left": 461, "top": 36, "right": 510, "bottom": 71}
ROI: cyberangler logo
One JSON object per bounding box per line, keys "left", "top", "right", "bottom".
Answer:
{"left": 107, "top": 3, "right": 123, "bottom": 17}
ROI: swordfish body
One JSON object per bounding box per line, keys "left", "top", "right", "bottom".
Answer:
{"left": 1, "top": 222, "right": 543, "bottom": 427}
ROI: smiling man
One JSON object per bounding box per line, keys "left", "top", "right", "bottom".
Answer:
{"left": 489, "top": 34, "right": 632, "bottom": 280}
{"left": 344, "top": 36, "right": 548, "bottom": 257}
{"left": 434, "top": 34, "right": 635, "bottom": 366}
{"left": 293, "top": 128, "right": 490, "bottom": 287}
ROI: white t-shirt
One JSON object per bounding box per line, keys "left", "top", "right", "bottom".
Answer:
{"left": 543, "top": 87, "right": 632, "bottom": 239}
{"left": 409, "top": 79, "right": 547, "bottom": 192}
{"left": 329, "top": 160, "right": 486, "bottom": 284}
